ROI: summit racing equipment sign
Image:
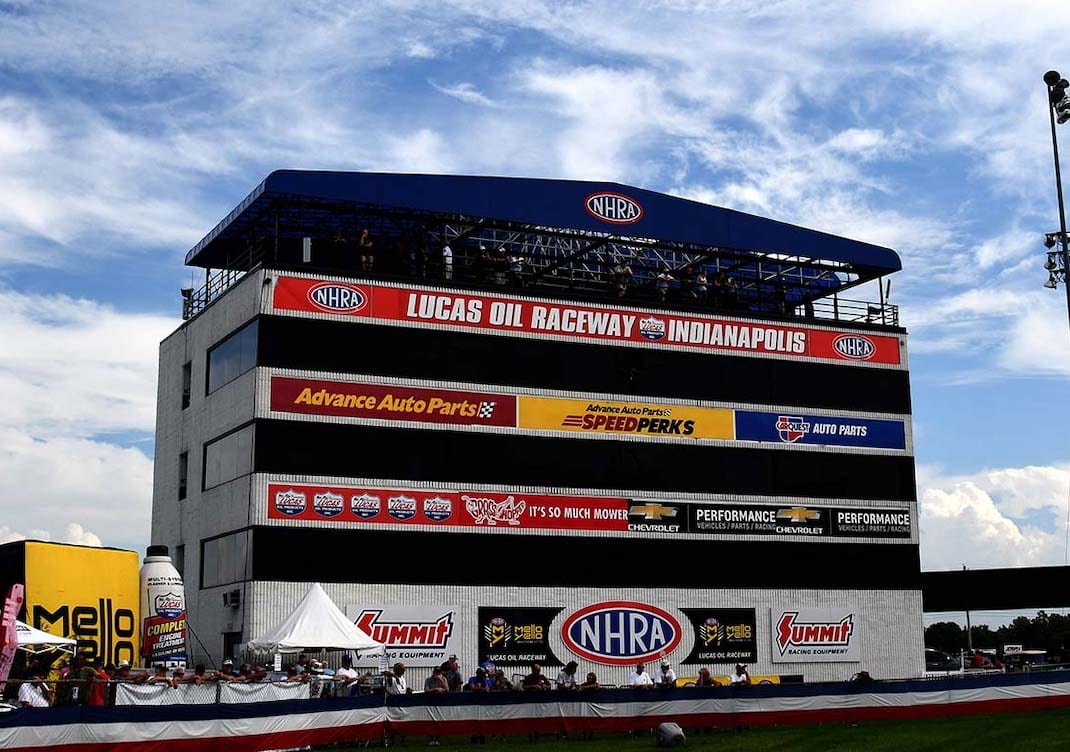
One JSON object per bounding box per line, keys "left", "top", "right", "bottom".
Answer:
{"left": 735, "top": 410, "right": 907, "bottom": 450}
{"left": 519, "top": 396, "right": 733, "bottom": 440}
{"left": 345, "top": 606, "right": 459, "bottom": 667}
{"left": 269, "top": 376, "right": 516, "bottom": 428}
{"left": 771, "top": 609, "right": 861, "bottom": 663}
{"left": 271, "top": 276, "right": 904, "bottom": 366}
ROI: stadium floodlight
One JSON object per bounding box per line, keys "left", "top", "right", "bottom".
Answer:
{"left": 1041, "top": 69, "right": 1070, "bottom": 325}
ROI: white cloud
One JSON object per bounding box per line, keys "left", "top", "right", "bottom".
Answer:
{"left": 919, "top": 462, "right": 1070, "bottom": 571}
{"left": 0, "top": 289, "right": 175, "bottom": 437}
{"left": 430, "top": 81, "right": 496, "bottom": 107}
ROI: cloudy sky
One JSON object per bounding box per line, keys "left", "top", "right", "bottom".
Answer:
{"left": 3, "top": 1, "right": 1070, "bottom": 585}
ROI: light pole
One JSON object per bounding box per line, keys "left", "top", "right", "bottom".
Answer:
{"left": 1042, "top": 71, "right": 1070, "bottom": 333}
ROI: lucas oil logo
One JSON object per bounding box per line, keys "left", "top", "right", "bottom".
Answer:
{"left": 307, "top": 283, "right": 367, "bottom": 313}
{"left": 584, "top": 191, "right": 644, "bottom": 225}
{"left": 313, "top": 491, "right": 344, "bottom": 518}
{"left": 832, "top": 335, "right": 875, "bottom": 360}
{"left": 274, "top": 489, "right": 307, "bottom": 516}
{"left": 561, "top": 601, "right": 681, "bottom": 665}
{"left": 423, "top": 496, "right": 452, "bottom": 522}
{"left": 638, "top": 316, "right": 666, "bottom": 341}
{"left": 776, "top": 416, "right": 810, "bottom": 442}
{"left": 388, "top": 495, "right": 417, "bottom": 521}
{"left": 154, "top": 593, "right": 184, "bottom": 619}
{"left": 351, "top": 492, "right": 381, "bottom": 519}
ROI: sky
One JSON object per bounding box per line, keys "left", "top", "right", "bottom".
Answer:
{"left": 4, "top": 1, "right": 1070, "bottom": 605}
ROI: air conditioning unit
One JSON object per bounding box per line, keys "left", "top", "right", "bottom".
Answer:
{"left": 222, "top": 589, "right": 241, "bottom": 609}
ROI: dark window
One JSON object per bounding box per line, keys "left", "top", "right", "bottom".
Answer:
{"left": 258, "top": 317, "right": 912, "bottom": 414}
{"left": 206, "top": 320, "right": 259, "bottom": 395}
{"left": 178, "top": 452, "right": 189, "bottom": 501}
{"left": 201, "top": 529, "right": 251, "bottom": 589}
{"left": 222, "top": 631, "right": 243, "bottom": 661}
{"left": 251, "top": 527, "right": 921, "bottom": 590}
{"left": 202, "top": 425, "right": 254, "bottom": 491}
{"left": 254, "top": 419, "right": 917, "bottom": 501}
{"left": 174, "top": 544, "right": 185, "bottom": 578}
{"left": 181, "top": 361, "right": 192, "bottom": 409}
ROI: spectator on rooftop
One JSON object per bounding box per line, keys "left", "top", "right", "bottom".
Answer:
{"left": 556, "top": 661, "right": 579, "bottom": 690}
{"left": 491, "top": 670, "right": 515, "bottom": 691}
{"left": 18, "top": 670, "right": 52, "bottom": 708}
{"left": 442, "top": 244, "right": 453, "bottom": 281}
{"left": 611, "top": 260, "right": 633, "bottom": 299}
{"left": 656, "top": 267, "right": 675, "bottom": 303}
{"left": 359, "top": 228, "right": 374, "bottom": 273}
{"left": 522, "top": 663, "right": 551, "bottom": 691}
{"left": 692, "top": 269, "right": 708, "bottom": 305}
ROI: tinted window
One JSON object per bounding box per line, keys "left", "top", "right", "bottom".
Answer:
{"left": 207, "top": 320, "right": 259, "bottom": 394}
{"left": 258, "top": 317, "right": 912, "bottom": 414}
{"left": 203, "top": 425, "right": 254, "bottom": 491}
{"left": 181, "top": 361, "right": 192, "bottom": 409}
{"left": 178, "top": 451, "right": 189, "bottom": 501}
{"left": 201, "top": 530, "right": 250, "bottom": 589}
{"left": 254, "top": 420, "right": 916, "bottom": 501}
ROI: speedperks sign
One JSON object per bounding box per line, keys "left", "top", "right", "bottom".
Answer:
{"left": 771, "top": 608, "right": 861, "bottom": 663}
{"left": 345, "top": 606, "right": 459, "bottom": 667}
{"left": 272, "top": 276, "right": 903, "bottom": 366}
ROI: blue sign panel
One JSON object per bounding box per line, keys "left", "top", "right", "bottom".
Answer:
{"left": 734, "top": 411, "right": 907, "bottom": 450}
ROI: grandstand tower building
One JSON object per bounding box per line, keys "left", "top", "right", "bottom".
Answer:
{"left": 152, "top": 171, "right": 919, "bottom": 682}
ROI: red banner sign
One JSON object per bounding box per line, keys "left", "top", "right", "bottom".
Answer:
{"left": 272, "top": 276, "right": 902, "bottom": 365}
{"left": 267, "top": 483, "right": 629, "bottom": 532}
{"left": 270, "top": 376, "right": 517, "bottom": 428}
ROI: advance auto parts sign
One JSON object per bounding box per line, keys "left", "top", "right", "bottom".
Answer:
{"left": 518, "top": 396, "right": 733, "bottom": 440}
{"left": 271, "top": 276, "right": 903, "bottom": 366}
{"left": 771, "top": 608, "right": 861, "bottom": 663}
{"left": 345, "top": 606, "right": 459, "bottom": 667}
{"left": 478, "top": 607, "right": 564, "bottom": 667}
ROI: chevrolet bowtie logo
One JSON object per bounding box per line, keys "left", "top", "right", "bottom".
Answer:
{"left": 629, "top": 503, "right": 678, "bottom": 520}
{"left": 777, "top": 507, "right": 821, "bottom": 524}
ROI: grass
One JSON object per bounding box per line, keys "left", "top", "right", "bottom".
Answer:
{"left": 338, "top": 708, "right": 1070, "bottom": 751}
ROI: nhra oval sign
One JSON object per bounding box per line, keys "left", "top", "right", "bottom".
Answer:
{"left": 307, "top": 282, "right": 367, "bottom": 314}
{"left": 561, "top": 601, "right": 682, "bottom": 665}
{"left": 832, "top": 334, "right": 875, "bottom": 361}
{"left": 584, "top": 192, "right": 644, "bottom": 225}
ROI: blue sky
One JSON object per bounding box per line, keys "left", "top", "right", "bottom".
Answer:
{"left": 4, "top": 1, "right": 1070, "bottom": 592}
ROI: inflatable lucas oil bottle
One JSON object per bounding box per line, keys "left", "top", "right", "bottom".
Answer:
{"left": 140, "top": 545, "right": 187, "bottom": 668}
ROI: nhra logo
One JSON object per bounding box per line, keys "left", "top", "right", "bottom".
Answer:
{"left": 313, "top": 491, "right": 344, "bottom": 518}
{"left": 638, "top": 316, "right": 666, "bottom": 341}
{"left": 832, "top": 334, "right": 876, "bottom": 361}
{"left": 775, "top": 612, "right": 853, "bottom": 655}
{"left": 776, "top": 415, "right": 810, "bottom": 442}
{"left": 423, "top": 496, "right": 452, "bottom": 522}
{"left": 388, "top": 495, "right": 417, "bottom": 521}
{"left": 351, "top": 492, "right": 381, "bottom": 519}
{"left": 355, "top": 610, "right": 454, "bottom": 648}
{"left": 274, "top": 489, "right": 307, "bottom": 516}
{"left": 154, "top": 593, "right": 184, "bottom": 619}
{"left": 307, "top": 283, "right": 368, "bottom": 314}
{"left": 584, "top": 191, "right": 644, "bottom": 225}
{"left": 561, "top": 601, "right": 682, "bottom": 666}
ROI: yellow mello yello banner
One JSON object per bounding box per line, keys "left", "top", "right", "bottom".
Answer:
{"left": 518, "top": 396, "right": 734, "bottom": 440}
{"left": 24, "top": 542, "right": 140, "bottom": 665}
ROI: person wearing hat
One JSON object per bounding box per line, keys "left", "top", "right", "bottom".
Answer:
{"left": 656, "top": 660, "right": 677, "bottom": 688}
{"left": 219, "top": 658, "right": 239, "bottom": 678}
{"left": 556, "top": 661, "right": 579, "bottom": 690}
{"left": 729, "top": 663, "right": 751, "bottom": 686}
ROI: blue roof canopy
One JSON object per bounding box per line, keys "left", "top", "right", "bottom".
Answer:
{"left": 186, "top": 170, "right": 901, "bottom": 276}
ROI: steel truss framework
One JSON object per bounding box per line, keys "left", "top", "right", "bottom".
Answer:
{"left": 187, "top": 194, "right": 898, "bottom": 327}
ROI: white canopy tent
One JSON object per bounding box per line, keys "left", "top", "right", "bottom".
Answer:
{"left": 16, "top": 620, "right": 77, "bottom": 655}
{"left": 247, "top": 583, "right": 384, "bottom": 655}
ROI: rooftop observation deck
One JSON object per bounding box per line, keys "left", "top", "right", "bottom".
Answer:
{"left": 180, "top": 170, "right": 903, "bottom": 330}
